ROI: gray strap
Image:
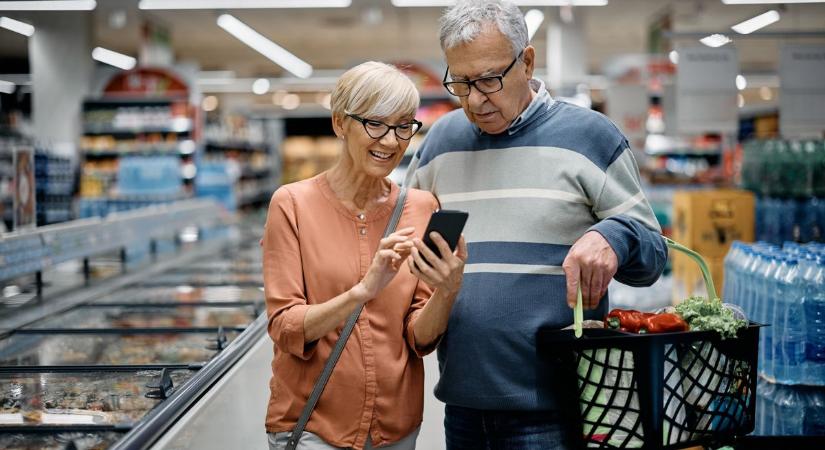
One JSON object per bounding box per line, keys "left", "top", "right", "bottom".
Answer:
{"left": 286, "top": 187, "right": 408, "bottom": 450}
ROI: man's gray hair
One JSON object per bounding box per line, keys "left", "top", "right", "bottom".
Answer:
{"left": 439, "top": 0, "right": 528, "bottom": 58}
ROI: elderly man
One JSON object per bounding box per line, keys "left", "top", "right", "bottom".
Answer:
{"left": 404, "top": 0, "right": 667, "bottom": 448}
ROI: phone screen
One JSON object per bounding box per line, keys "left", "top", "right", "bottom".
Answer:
{"left": 421, "top": 210, "right": 469, "bottom": 259}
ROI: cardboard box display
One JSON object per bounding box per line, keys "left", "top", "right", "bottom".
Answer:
{"left": 672, "top": 189, "right": 755, "bottom": 259}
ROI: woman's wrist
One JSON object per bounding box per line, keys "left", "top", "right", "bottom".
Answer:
{"left": 350, "top": 281, "right": 372, "bottom": 305}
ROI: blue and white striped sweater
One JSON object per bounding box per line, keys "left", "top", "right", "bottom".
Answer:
{"left": 405, "top": 82, "right": 667, "bottom": 410}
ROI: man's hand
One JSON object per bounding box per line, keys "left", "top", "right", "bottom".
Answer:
{"left": 562, "top": 231, "right": 618, "bottom": 310}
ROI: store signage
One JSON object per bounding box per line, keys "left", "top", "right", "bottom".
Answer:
{"left": 780, "top": 45, "right": 825, "bottom": 138}
{"left": 606, "top": 84, "right": 648, "bottom": 151}
{"left": 12, "top": 145, "right": 35, "bottom": 230}
{"left": 676, "top": 47, "right": 738, "bottom": 134}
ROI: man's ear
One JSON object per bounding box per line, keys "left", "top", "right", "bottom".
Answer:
{"left": 522, "top": 45, "right": 536, "bottom": 80}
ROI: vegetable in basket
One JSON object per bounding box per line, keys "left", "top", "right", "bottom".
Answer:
{"left": 675, "top": 296, "right": 747, "bottom": 339}
{"left": 605, "top": 309, "right": 654, "bottom": 333}
{"left": 638, "top": 313, "right": 689, "bottom": 334}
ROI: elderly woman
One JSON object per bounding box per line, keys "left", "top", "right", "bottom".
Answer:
{"left": 263, "top": 61, "right": 466, "bottom": 450}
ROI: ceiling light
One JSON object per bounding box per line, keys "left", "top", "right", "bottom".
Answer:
{"left": 391, "top": 0, "right": 607, "bottom": 6}
{"left": 202, "top": 95, "right": 219, "bottom": 112}
{"left": 92, "top": 47, "right": 136, "bottom": 70}
{"left": 0, "top": 80, "right": 15, "bottom": 94}
{"left": 0, "top": 17, "right": 34, "bottom": 36}
{"left": 281, "top": 93, "right": 300, "bottom": 110}
{"left": 736, "top": 75, "right": 747, "bottom": 90}
{"left": 722, "top": 1, "right": 823, "bottom": 4}
{"left": 252, "top": 78, "right": 271, "bottom": 95}
{"left": 700, "top": 34, "right": 732, "bottom": 48}
{"left": 140, "top": 0, "right": 350, "bottom": 9}
{"left": 0, "top": 1, "right": 96, "bottom": 10}
{"left": 669, "top": 50, "right": 679, "bottom": 64}
{"left": 732, "top": 10, "right": 780, "bottom": 34}
{"left": 525, "top": 9, "right": 544, "bottom": 41}
{"left": 272, "top": 90, "right": 288, "bottom": 105}
{"left": 217, "top": 14, "right": 312, "bottom": 79}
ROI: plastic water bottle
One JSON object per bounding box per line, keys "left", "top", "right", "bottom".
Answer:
{"left": 761, "top": 253, "right": 782, "bottom": 380}
{"left": 723, "top": 242, "right": 742, "bottom": 304}
{"left": 804, "top": 256, "right": 825, "bottom": 385}
{"left": 777, "top": 256, "right": 803, "bottom": 384}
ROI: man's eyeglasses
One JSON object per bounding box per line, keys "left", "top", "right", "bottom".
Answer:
{"left": 347, "top": 114, "right": 422, "bottom": 141}
{"left": 442, "top": 50, "right": 524, "bottom": 97}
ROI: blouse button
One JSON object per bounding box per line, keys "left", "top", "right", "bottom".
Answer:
{"left": 357, "top": 213, "right": 366, "bottom": 221}
{"left": 360, "top": 228, "right": 367, "bottom": 235}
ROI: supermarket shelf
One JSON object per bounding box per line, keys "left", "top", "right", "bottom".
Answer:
{"left": 205, "top": 141, "right": 269, "bottom": 153}
{"left": 83, "top": 126, "right": 192, "bottom": 136}
{"left": 83, "top": 149, "right": 194, "bottom": 158}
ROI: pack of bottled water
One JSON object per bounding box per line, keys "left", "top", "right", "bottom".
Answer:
{"left": 723, "top": 240, "right": 825, "bottom": 386}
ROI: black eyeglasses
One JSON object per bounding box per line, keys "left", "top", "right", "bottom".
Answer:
{"left": 442, "top": 50, "right": 524, "bottom": 97}
{"left": 347, "top": 114, "right": 423, "bottom": 141}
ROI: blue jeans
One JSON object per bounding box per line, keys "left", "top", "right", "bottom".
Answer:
{"left": 444, "top": 405, "right": 578, "bottom": 450}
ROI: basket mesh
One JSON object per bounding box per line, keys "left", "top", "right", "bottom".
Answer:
{"left": 572, "top": 339, "right": 755, "bottom": 449}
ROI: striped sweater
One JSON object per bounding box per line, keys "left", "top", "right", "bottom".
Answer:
{"left": 404, "top": 80, "right": 667, "bottom": 411}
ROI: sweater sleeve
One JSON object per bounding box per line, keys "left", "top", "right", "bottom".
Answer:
{"left": 588, "top": 143, "right": 667, "bottom": 287}
{"left": 262, "top": 187, "right": 317, "bottom": 360}
{"left": 403, "top": 192, "right": 440, "bottom": 357}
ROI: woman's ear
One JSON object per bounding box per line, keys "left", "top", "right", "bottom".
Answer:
{"left": 331, "top": 114, "right": 345, "bottom": 139}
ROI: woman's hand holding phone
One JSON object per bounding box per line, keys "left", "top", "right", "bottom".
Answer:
{"left": 409, "top": 232, "right": 467, "bottom": 296}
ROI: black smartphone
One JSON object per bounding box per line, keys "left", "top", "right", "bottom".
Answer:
{"left": 420, "top": 210, "right": 469, "bottom": 260}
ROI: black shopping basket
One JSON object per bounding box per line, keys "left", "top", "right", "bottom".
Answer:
{"left": 538, "top": 237, "right": 761, "bottom": 449}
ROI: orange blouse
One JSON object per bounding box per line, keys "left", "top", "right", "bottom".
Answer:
{"left": 262, "top": 173, "right": 439, "bottom": 449}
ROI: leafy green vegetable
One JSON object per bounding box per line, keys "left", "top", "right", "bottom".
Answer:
{"left": 675, "top": 296, "right": 747, "bottom": 339}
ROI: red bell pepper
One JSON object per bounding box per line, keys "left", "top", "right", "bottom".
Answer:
{"left": 638, "top": 313, "right": 689, "bottom": 334}
{"left": 604, "top": 309, "right": 654, "bottom": 333}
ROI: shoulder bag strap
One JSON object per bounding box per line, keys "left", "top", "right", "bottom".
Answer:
{"left": 286, "top": 187, "right": 408, "bottom": 450}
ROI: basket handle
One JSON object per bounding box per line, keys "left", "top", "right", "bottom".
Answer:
{"left": 574, "top": 284, "right": 583, "bottom": 338}
{"left": 663, "top": 236, "right": 718, "bottom": 301}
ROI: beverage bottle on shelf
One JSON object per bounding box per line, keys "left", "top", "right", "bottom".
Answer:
{"left": 742, "top": 140, "right": 762, "bottom": 192}
{"left": 723, "top": 242, "right": 742, "bottom": 304}
{"left": 803, "top": 255, "right": 825, "bottom": 385}
{"left": 755, "top": 198, "right": 766, "bottom": 242}
{"left": 814, "top": 140, "right": 825, "bottom": 198}
{"left": 738, "top": 246, "right": 757, "bottom": 316}
{"left": 760, "top": 140, "right": 777, "bottom": 197}
{"left": 760, "top": 252, "right": 781, "bottom": 379}
{"left": 776, "top": 255, "right": 803, "bottom": 384}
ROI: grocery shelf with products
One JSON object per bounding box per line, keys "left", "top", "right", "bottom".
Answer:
{"left": 200, "top": 115, "right": 280, "bottom": 210}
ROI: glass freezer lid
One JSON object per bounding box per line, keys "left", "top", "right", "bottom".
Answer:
{"left": 24, "top": 305, "right": 256, "bottom": 330}
{"left": 171, "top": 260, "right": 261, "bottom": 273}
{"left": 127, "top": 272, "right": 262, "bottom": 287}
{"left": 0, "top": 431, "right": 124, "bottom": 450}
{"left": 91, "top": 286, "right": 264, "bottom": 304}
{"left": 0, "top": 331, "right": 238, "bottom": 367}
{"left": 0, "top": 370, "right": 194, "bottom": 427}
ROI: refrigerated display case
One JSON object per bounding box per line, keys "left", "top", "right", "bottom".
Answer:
{"left": 0, "top": 203, "right": 270, "bottom": 449}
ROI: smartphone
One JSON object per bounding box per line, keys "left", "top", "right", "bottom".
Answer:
{"left": 420, "top": 209, "right": 469, "bottom": 260}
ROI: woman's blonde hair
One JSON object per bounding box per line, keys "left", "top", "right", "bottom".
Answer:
{"left": 331, "top": 61, "right": 420, "bottom": 121}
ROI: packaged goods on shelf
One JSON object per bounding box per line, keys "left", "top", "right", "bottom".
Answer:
{"left": 754, "top": 379, "right": 825, "bottom": 436}
{"left": 723, "top": 241, "right": 825, "bottom": 385}
{"left": 741, "top": 139, "right": 825, "bottom": 199}
{"left": 281, "top": 136, "right": 338, "bottom": 184}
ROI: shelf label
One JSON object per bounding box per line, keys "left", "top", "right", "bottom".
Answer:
{"left": 676, "top": 47, "right": 738, "bottom": 134}
{"left": 780, "top": 45, "right": 825, "bottom": 138}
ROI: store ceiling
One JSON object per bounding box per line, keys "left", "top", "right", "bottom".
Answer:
{"left": 1, "top": 0, "right": 825, "bottom": 81}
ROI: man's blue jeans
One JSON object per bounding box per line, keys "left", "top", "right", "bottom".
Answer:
{"left": 444, "top": 404, "right": 578, "bottom": 450}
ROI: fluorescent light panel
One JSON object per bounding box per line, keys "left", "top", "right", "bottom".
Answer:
{"left": 731, "top": 10, "right": 780, "bottom": 34}
{"left": 217, "top": 14, "right": 312, "bottom": 79}
{"left": 722, "top": 0, "right": 823, "bottom": 4}
{"left": 92, "top": 47, "right": 136, "bottom": 70}
{"left": 524, "top": 9, "right": 544, "bottom": 41}
{"left": 392, "top": 0, "right": 607, "bottom": 6}
{"left": 0, "top": 1, "right": 95, "bottom": 10}
{"left": 0, "top": 80, "right": 15, "bottom": 94}
{"left": 139, "top": 0, "right": 350, "bottom": 9}
{"left": 700, "top": 34, "right": 732, "bottom": 47}
{"left": 0, "top": 16, "right": 34, "bottom": 36}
